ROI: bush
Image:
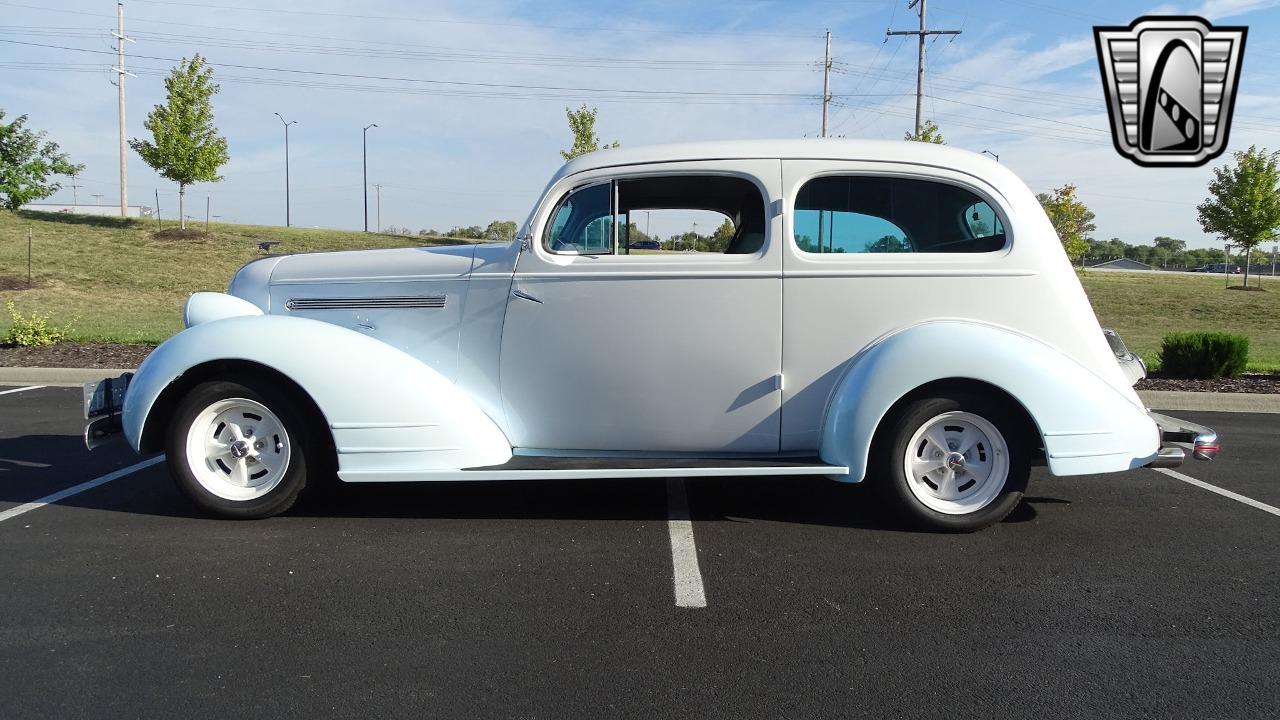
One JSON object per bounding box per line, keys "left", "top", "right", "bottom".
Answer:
{"left": 1159, "top": 331, "right": 1249, "bottom": 378}
{"left": 4, "top": 300, "right": 70, "bottom": 347}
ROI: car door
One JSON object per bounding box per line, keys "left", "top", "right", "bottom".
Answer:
{"left": 499, "top": 160, "right": 784, "bottom": 453}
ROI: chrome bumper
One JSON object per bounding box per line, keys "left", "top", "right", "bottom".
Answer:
{"left": 1147, "top": 411, "right": 1219, "bottom": 468}
{"left": 83, "top": 373, "right": 132, "bottom": 450}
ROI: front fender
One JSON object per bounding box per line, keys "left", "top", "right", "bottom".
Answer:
{"left": 819, "top": 321, "right": 1159, "bottom": 481}
{"left": 123, "top": 314, "right": 512, "bottom": 475}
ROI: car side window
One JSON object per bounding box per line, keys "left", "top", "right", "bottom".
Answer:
{"left": 794, "top": 175, "right": 1007, "bottom": 254}
{"left": 543, "top": 175, "right": 767, "bottom": 257}
{"left": 544, "top": 182, "right": 613, "bottom": 254}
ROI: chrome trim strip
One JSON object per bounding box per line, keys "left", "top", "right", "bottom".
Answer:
{"left": 286, "top": 294, "right": 446, "bottom": 310}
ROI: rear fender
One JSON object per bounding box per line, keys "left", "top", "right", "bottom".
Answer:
{"left": 123, "top": 314, "right": 512, "bottom": 475}
{"left": 819, "top": 321, "right": 1159, "bottom": 481}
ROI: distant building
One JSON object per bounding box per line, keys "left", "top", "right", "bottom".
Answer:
{"left": 20, "top": 203, "right": 152, "bottom": 218}
{"left": 1087, "top": 258, "right": 1154, "bottom": 271}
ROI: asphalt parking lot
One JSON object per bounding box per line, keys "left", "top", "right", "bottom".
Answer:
{"left": 1, "top": 385, "right": 1277, "bottom": 719}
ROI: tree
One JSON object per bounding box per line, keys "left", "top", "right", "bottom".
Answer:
{"left": 903, "top": 119, "right": 944, "bottom": 144}
{"left": 865, "top": 234, "right": 911, "bottom": 253}
{"left": 130, "top": 55, "right": 229, "bottom": 230}
{"left": 709, "top": 218, "right": 735, "bottom": 252}
{"left": 1153, "top": 236, "right": 1186, "bottom": 253}
{"left": 1037, "top": 185, "right": 1095, "bottom": 267}
{"left": 0, "top": 110, "right": 84, "bottom": 211}
{"left": 560, "top": 104, "right": 619, "bottom": 161}
{"left": 1197, "top": 145, "right": 1280, "bottom": 289}
{"left": 483, "top": 220, "right": 518, "bottom": 243}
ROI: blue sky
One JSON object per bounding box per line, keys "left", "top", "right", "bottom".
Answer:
{"left": 1, "top": 0, "right": 1277, "bottom": 247}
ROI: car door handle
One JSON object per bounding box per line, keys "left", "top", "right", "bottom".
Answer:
{"left": 511, "top": 289, "right": 543, "bottom": 304}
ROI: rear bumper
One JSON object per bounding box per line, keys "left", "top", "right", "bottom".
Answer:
{"left": 1147, "top": 411, "right": 1219, "bottom": 468}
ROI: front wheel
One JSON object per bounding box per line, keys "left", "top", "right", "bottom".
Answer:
{"left": 872, "top": 394, "right": 1031, "bottom": 532}
{"left": 165, "top": 379, "right": 317, "bottom": 519}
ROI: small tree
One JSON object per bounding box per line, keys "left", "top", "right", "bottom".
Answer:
{"left": 1197, "top": 146, "right": 1280, "bottom": 289}
{"left": 483, "top": 220, "right": 518, "bottom": 243}
{"left": 130, "top": 55, "right": 229, "bottom": 230}
{"left": 0, "top": 110, "right": 84, "bottom": 211}
{"left": 1037, "top": 184, "right": 1095, "bottom": 267}
{"left": 560, "top": 104, "right": 619, "bottom": 161}
{"left": 903, "top": 119, "right": 944, "bottom": 144}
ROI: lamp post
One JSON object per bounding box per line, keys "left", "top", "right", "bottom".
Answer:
{"left": 981, "top": 149, "right": 999, "bottom": 161}
{"left": 273, "top": 113, "right": 296, "bottom": 227}
{"left": 363, "top": 123, "right": 378, "bottom": 232}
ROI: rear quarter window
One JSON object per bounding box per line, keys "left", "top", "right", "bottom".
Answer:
{"left": 794, "top": 175, "right": 1007, "bottom": 254}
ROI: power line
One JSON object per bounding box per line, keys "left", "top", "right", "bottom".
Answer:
{"left": 5, "top": 0, "right": 819, "bottom": 39}
{"left": 0, "top": 39, "right": 833, "bottom": 100}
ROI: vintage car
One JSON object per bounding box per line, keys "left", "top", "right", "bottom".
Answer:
{"left": 84, "top": 140, "right": 1218, "bottom": 531}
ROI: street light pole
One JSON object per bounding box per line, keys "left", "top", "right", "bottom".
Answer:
{"left": 363, "top": 123, "right": 378, "bottom": 232}
{"left": 273, "top": 113, "right": 296, "bottom": 227}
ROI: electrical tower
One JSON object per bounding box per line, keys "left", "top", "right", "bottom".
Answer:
{"left": 886, "top": 0, "right": 960, "bottom": 138}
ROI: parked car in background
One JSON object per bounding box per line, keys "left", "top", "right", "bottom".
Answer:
{"left": 84, "top": 139, "right": 1218, "bottom": 532}
{"left": 1194, "top": 263, "right": 1241, "bottom": 273}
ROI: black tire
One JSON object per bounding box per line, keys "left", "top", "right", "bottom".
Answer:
{"left": 871, "top": 393, "right": 1031, "bottom": 532}
{"left": 165, "top": 378, "right": 319, "bottom": 519}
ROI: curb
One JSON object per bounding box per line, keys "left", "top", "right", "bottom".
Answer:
{"left": 2, "top": 368, "right": 1278, "bottom": 414}
{"left": 0, "top": 367, "right": 135, "bottom": 388}
{"left": 1137, "top": 390, "right": 1280, "bottom": 414}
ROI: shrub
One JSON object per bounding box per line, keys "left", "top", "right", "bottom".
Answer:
{"left": 4, "top": 300, "right": 70, "bottom": 347}
{"left": 1159, "top": 331, "right": 1249, "bottom": 378}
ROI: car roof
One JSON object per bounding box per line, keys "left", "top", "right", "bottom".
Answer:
{"left": 551, "top": 138, "right": 1012, "bottom": 185}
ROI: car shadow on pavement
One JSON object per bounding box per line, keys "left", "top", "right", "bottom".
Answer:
{"left": 2, "top": 434, "right": 1060, "bottom": 530}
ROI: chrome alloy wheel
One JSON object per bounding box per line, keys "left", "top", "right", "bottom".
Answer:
{"left": 184, "top": 398, "right": 291, "bottom": 501}
{"left": 902, "top": 411, "right": 1010, "bottom": 515}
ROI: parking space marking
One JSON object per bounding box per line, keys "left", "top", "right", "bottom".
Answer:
{"left": 1153, "top": 467, "right": 1280, "bottom": 518}
{"left": 666, "top": 477, "right": 707, "bottom": 608}
{"left": 0, "top": 456, "right": 165, "bottom": 524}
{"left": 0, "top": 385, "right": 46, "bottom": 396}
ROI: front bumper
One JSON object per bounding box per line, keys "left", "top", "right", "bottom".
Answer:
{"left": 1146, "top": 411, "right": 1219, "bottom": 468}
{"left": 83, "top": 372, "right": 132, "bottom": 450}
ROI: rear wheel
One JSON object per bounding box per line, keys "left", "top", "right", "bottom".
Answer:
{"left": 873, "top": 394, "right": 1031, "bottom": 532}
{"left": 166, "top": 379, "right": 316, "bottom": 519}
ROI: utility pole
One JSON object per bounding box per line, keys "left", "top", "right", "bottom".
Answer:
{"left": 206, "top": 195, "right": 211, "bottom": 232}
{"left": 887, "top": 0, "right": 961, "bottom": 138}
{"left": 69, "top": 172, "right": 82, "bottom": 206}
{"left": 91, "top": 193, "right": 104, "bottom": 205}
{"left": 112, "top": 2, "right": 135, "bottom": 218}
{"left": 273, "top": 113, "right": 296, "bottom": 226}
{"left": 374, "top": 183, "right": 382, "bottom": 233}
{"left": 362, "top": 123, "right": 377, "bottom": 232}
{"left": 821, "top": 30, "right": 832, "bottom": 137}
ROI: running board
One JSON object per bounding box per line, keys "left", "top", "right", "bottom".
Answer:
{"left": 338, "top": 455, "right": 849, "bottom": 483}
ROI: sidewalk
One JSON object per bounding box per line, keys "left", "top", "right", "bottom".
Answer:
{"left": 2, "top": 366, "right": 1278, "bottom": 413}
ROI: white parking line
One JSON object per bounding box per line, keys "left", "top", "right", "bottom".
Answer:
{"left": 0, "top": 385, "right": 46, "bottom": 396}
{"left": 1153, "top": 467, "right": 1280, "bottom": 518}
{"left": 0, "top": 456, "right": 165, "bottom": 524}
{"left": 666, "top": 477, "right": 708, "bottom": 608}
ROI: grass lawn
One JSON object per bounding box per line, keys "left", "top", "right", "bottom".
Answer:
{"left": 0, "top": 210, "right": 473, "bottom": 344}
{"left": 1081, "top": 271, "right": 1280, "bottom": 371}
{"left": 3, "top": 210, "right": 1278, "bottom": 371}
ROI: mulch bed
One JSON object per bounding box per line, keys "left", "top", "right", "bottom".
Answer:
{"left": 151, "top": 227, "right": 215, "bottom": 241}
{"left": 0, "top": 275, "right": 40, "bottom": 291}
{"left": 0, "top": 342, "right": 155, "bottom": 369}
{"left": 1136, "top": 373, "right": 1280, "bottom": 394}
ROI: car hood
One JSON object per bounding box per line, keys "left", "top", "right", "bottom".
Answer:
{"left": 269, "top": 243, "right": 480, "bottom": 284}
{"left": 228, "top": 243, "right": 481, "bottom": 310}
